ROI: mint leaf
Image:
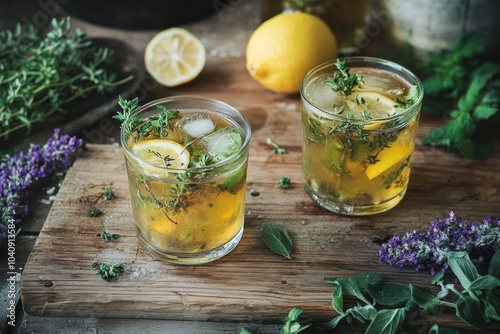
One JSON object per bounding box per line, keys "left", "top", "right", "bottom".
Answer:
{"left": 324, "top": 273, "right": 381, "bottom": 305}
{"left": 365, "top": 308, "right": 406, "bottom": 334}
{"left": 260, "top": 225, "right": 292, "bottom": 259}
{"left": 483, "top": 291, "right": 500, "bottom": 321}
{"left": 410, "top": 284, "right": 441, "bottom": 312}
{"left": 367, "top": 282, "right": 412, "bottom": 307}
{"left": 456, "top": 295, "right": 487, "bottom": 330}
{"left": 474, "top": 90, "right": 499, "bottom": 120}
{"left": 332, "top": 285, "right": 344, "bottom": 314}
{"left": 445, "top": 252, "right": 479, "bottom": 289}
{"left": 488, "top": 249, "right": 500, "bottom": 279}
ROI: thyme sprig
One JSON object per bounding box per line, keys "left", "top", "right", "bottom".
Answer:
{"left": 325, "top": 59, "right": 364, "bottom": 96}
{"left": 113, "top": 96, "right": 180, "bottom": 142}
{"left": 92, "top": 262, "right": 125, "bottom": 281}
{"left": 0, "top": 17, "right": 132, "bottom": 142}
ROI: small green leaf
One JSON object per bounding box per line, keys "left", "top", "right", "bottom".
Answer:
{"left": 260, "top": 225, "right": 292, "bottom": 259}
{"left": 482, "top": 291, "right": 500, "bottom": 321}
{"left": 316, "top": 315, "right": 345, "bottom": 330}
{"left": 365, "top": 308, "right": 406, "bottom": 334}
{"left": 429, "top": 324, "right": 461, "bottom": 334}
{"left": 456, "top": 295, "right": 487, "bottom": 330}
{"left": 239, "top": 327, "right": 255, "bottom": 334}
{"left": 468, "top": 275, "right": 500, "bottom": 292}
{"left": 332, "top": 286, "right": 343, "bottom": 314}
{"left": 444, "top": 252, "right": 479, "bottom": 289}
{"left": 410, "top": 284, "right": 441, "bottom": 312}
{"left": 488, "top": 249, "right": 500, "bottom": 279}
{"left": 367, "top": 282, "right": 412, "bottom": 307}
{"left": 324, "top": 273, "right": 381, "bottom": 305}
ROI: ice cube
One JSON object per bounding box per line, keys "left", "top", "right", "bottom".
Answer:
{"left": 179, "top": 113, "right": 216, "bottom": 138}
{"left": 201, "top": 126, "right": 242, "bottom": 162}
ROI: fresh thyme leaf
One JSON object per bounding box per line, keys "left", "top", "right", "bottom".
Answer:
{"left": 325, "top": 58, "right": 364, "bottom": 96}
{"left": 277, "top": 176, "right": 291, "bottom": 189}
{"left": 103, "top": 187, "right": 116, "bottom": 200}
{"left": 266, "top": 137, "right": 288, "bottom": 154}
{"left": 92, "top": 262, "right": 125, "bottom": 281}
{"left": 88, "top": 208, "right": 102, "bottom": 217}
{"left": 96, "top": 230, "right": 121, "bottom": 242}
{"left": 260, "top": 225, "right": 292, "bottom": 259}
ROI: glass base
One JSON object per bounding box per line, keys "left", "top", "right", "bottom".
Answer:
{"left": 307, "top": 189, "right": 407, "bottom": 216}
{"left": 137, "top": 226, "right": 243, "bottom": 265}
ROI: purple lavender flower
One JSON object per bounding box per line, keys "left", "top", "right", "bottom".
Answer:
{"left": 379, "top": 212, "right": 500, "bottom": 275}
{"left": 0, "top": 129, "right": 83, "bottom": 247}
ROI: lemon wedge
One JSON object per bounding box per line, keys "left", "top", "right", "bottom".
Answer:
{"left": 131, "top": 139, "right": 190, "bottom": 171}
{"left": 365, "top": 137, "right": 413, "bottom": 180}
{"left": 145, "top": 27, "right": 206, "bottom": 87}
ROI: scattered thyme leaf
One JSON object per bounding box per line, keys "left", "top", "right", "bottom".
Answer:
{"left": 261, "top": 225, "right": 293, "bottom": 259}
{"left": 96, "top": 230, "right": 121, "bottom": 242}
{"left": 277, "top": 176, "right": 291, "bottom": 189}
{"left": 87, "top": 208, "right": 102, "bottom": 217}
{"left": 92, "top": 262, "right": 125, "bottom": 281}
{"left": 103, "top": 187, "right": 116, "bottom": 200}
{"left": 266, "top": 137, "right": 288, "bottom": 154}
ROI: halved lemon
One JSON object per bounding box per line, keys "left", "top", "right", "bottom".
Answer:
{"left": 131, "top": 139, "right": 190, "bottom": 170}
{"left": 145, "top": 27, "right": 206, "bottom": 87}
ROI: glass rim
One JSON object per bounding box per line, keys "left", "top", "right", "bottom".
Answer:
{"left": 120, "top": 95, "right": 251, "bottom": 173}
{"left": 300, "top": 56, "right": 424, "bottom": 123}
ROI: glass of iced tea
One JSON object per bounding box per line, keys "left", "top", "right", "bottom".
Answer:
{"left": 120, "top": 96, "right": 251, "bottom": 264}
{"left": 300, "top": 57, "right": 424, "bottom": 215}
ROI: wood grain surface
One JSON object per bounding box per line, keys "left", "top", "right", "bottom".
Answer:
{"left": 20, "top": 117, "right": 500, "bottom": 333}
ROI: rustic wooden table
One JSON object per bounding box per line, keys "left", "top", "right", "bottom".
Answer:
{"left": 1, "top": 1, "right": 500, "bottom": 333}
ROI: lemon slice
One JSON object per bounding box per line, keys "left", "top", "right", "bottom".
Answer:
{"left": 346, "top": 92, "right": 397, "bottom": 130}
{"left": 131, "top": 140, "right": 190, "bottom": 171}
{"left": 145, "top": 27, "right": 206, "bottom": 87}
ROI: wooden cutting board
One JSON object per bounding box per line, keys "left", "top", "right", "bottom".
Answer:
{"left": 21, "top": 116, "right": 500, "bottom": 332}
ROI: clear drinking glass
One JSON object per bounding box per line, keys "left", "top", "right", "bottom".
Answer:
{"left": 300, "top": 57, "right": 424, "bottom": 215}
{"left": 121, "top": 96, "right": 251, "bottom": 264}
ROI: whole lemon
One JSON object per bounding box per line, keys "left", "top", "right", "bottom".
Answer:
{"left": 246, "top": 12, "right": 338, "bottom": 94}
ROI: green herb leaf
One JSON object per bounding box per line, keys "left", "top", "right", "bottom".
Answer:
{"left": 444, "top": 252, "right": 479, "bottom": 289}
{"left": 429, "top": 324, "right": 461, "bottom": 334}
{"left": 410, "top": 284, "right": 441, "bottom": 312}
{"left": 324, "top": 272, "right": 381, "bottom": 305}
{"left": 260, "top": 225, "right": 292, "bottom": 259}
{"left": 482, "top": 291, "right": 500, "bottom": 321}
{"left": 277, "top": 176, "right": 291, "bottom": 189}
{"left": 239, "top": 327, "right": 255, "bottom": 334}
{"left": 365, "top": 308, "right": 406, "bottom": 334}
{"left": 367, "top": 282, "right": 411, "bottom": 307}
{"left": 488, "top": 249, "right": 500, "bottom": 279}
{"left": 455, "top": 295, "right": 487, "bottom": 330}
{"left": 267, "top": 137, "right": 287, "bottom": 154}
{"left": 92, "top": 262, "right": 125, "bottom": 281}
{"left": 280, "top": 308, "right": 312, "bottom": 334}
{"left": 331, "top": 285, "right": 344, "bottom": 314}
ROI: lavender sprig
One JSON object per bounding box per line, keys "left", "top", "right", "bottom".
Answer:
{"left": 0, "top": 129, "right": 83, "bottom": 247}
{"left": 379, "top": 211, "right": 500, "bottom": 275}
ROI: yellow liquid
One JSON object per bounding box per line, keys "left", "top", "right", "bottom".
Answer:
{"left": 301, "top": 67, "right": 421, "bottom": 215}
{"left": 124, "top": 110, "right": 247, "bottom": 257}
